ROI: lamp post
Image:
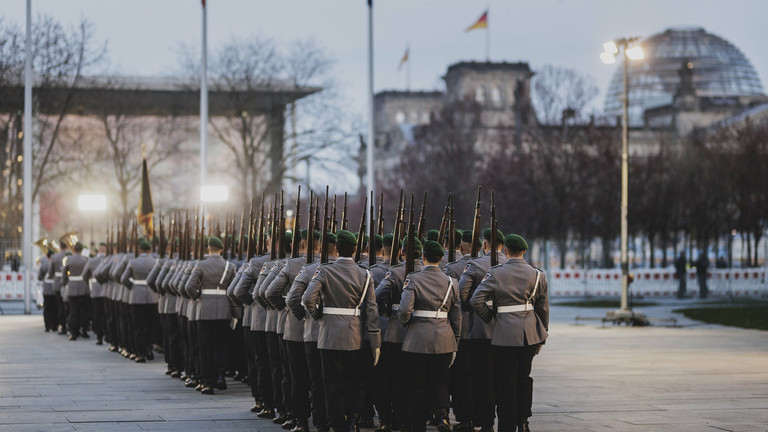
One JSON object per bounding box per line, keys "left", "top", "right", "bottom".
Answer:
{"left": 78, "top": 194, "right": 107, "bottom": 252}
{"left": 601, "top": 38, "right": 645, "bottom": 321}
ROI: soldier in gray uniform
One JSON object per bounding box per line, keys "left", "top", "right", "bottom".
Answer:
{"left": 184, "top": 236, "right": 236, "bottom": 395}
{"left": 303, "top": 230, "right": 381, "bottom": 432}
{"left": 457, "top": 228, "right": 505, "bottom": 432}
{"left": 121, "top": 240, "right": 159, "bottom": 363}
{"left": 369, "top": 233, "right": 394, "bottom": 432}
{"left": 48, "top": 241, "right": 69, "bottom": 335}
{"left": 62, "top": 242, "right": 89, "bottom": 341}
{"left": 83, "top": 243, "right": 107, "bottom": 344}
{"left": 398, "top": 240, "right": 461, "bottom": 432}
{"left": 375, "top": 236, "right": 424, "bottom": 429}
{"left": 444, "top": 230, "right": 474, "bottom": 432}
{"left": 470, "top": 234, "right": 548, "bottom": 432}
{"left": 38, "top": 250, "right": 56, "bottom": 332}
{"left": 286, "top": 232, "right": 337, "bottom": 432}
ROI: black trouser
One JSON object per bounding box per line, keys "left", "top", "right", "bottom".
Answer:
{"left": 320, "top": 349, "right": 366, "bottom": 431}
{"left": 43, "top": 294, "right": 58, "bottom": 331}
{"left": 56, "top": 290, "right": 67, "bottom": 331}
{"left": 229, "top": 323, "right": 246, "bottom": 375}
{"left": 160, "top": 312, "right": 170, "bottom": 364}
{"left": 265, "top": 332, "right": 285, "bottom": 411}
{"left": 150, "top": 306, "right": 162, "bottom": 347}
{"left": 373, "top": 340, "right": 394, "bottom": 425}
{"left": 279, "top": 335, "right": 292, "bottom": 414}
{"left": 677, "top": 274, "right": 687, "bottom": 299}
{"left": 450, "top": 339, "right": 473, "bottom": 423}
{"left": 178, "top": 315, "right": 190, "bottom": 375}
{"left": 492, "top": 345, "right": 537, "bottom": 432}
{"left": 358, "top": 340, "right": 376, "bottom": 421}
{"left": 197, "top": 319, "right": 229, "bottom": 387}
{"left": 698, "top": 275, "right": 708, "bottom": 299}
{"left": 402, "top": 352, "right": 452, "bottom": 432}
{"left": 466, "top": 339, "right": 495, "bottom": 427}
{"left": 305, "top": 341, "right": 328, "bottom": 429}
{"left": 131, "top": 304, "right": 155, "bottom": 358}
{"left": 384, "top": 342, "right": 407, "bottom": 427}
{"left": 106, "top": 298, "right": 119, "bottom": 345}
{"left": 188, "top": 319, "right": 201, "bottom": 378}
{"left": 67, "top": 295, "right": 89, "bottom": 336}
{"left": 165, "top": 313, "right": 183, "bottom": 371}
{"left": 244, "top": 327, "right": 259, "bottom": 401}
{"left": 91, "top": 297, "right": 106, "bottom": 340}
{"left": 254, "top": 330, "right": 273, "bottom": 407}
{"left": 286, "top": 340, "right": 310, "bottom": 423}
{"left": 82, "top": 297, "right": 93, "bottom": 332}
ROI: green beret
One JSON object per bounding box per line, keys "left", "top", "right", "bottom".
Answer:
{"left": 300, "top": 229, "right": 309, "bottom": 239}
{"left": 207, "top": 236, "right": 224, "bottom": 249}
{"left": 373, "top": 234, "right": 383, "bottom": 250}
{"left": 326, "top": 232, "right": 337, "bottom": 244}
{"left": 138, "top": 236, "right": 146, "bottom": 243}
{"left": 312, "top": 230, "right": 321, "bottom": 240}
{"left": 461, "top": 230, "right": 473, "bottom": 243}
{"left": 425, "top": 229, "right": 439, "bottom": 242}
{"left": 336, "top": 230, "right": 357, "bottom": 247}
{"left": 504, "top": 234, "right": 529, "bottom": 251}
{"left": 138, "top": 240, "right": 152, "bottom": 251}
{"left": 400, "top": 235, "right": 423, "bottom": 254}
{"left": 359, "top": 233, "right": 369, "bottom": 248}
{"left": 483, "top": 228, "right": 504, "bottom": 244}
{"left": 422, "top": 240, "right": 444, "bottom": 261}
{"left": 284, "top": 231, "right": 293, "bottom": 248}
{"left": 99, "top": 242, "right": 107, "bottom": 247}
{"left": 382, "top": 233, "right": 394, "bottom": 247}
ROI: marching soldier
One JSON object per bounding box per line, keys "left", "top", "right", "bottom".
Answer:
{"left": 83, "top": 243, "right": 107, "bottom": 345}
{"left": 62, "top": 242, "right": 90, "bottom": 341}
{"left": 184, "top": 236, "right": 236, "bottom": 395}
{"left": 48, "top": 240, "right": 69, "bottom": 335}
{"left": 121, "top": 240, "right": 158, "bottom": 363}
{"left": 398, "top": 240, "right": 461, "bottom": 432}
{"left": 457, "top": 228, "right": 505, "bottom": 432}
{"left": 302, "top": 230, "right": 380, "bottom": 432}
{"left": 38, "top": 249, "right": 56, "bottom": 332}
{"left": 369, "top": 233, "right": 394, "bottom": 432}
{"left": 470, "top": 234, "right": 548, "bottom": 432}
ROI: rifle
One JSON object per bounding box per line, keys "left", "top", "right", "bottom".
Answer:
{"left": 330, "top": 194, "right": 337, "bottom": 233}
{"left": 320, "top": 186, "right": 330, "bottom": 264}
{"left": 269, "top": 195, "right": 278, "bottom": 260}
{"left": 369, "top": 191, "right": 376, "bottom": 267}
{"left": 389, "top": 189, "right": 404, "bottom": 266}
{"left": 306, "top": 190, "right": 315, "bottom": 264}
{"left": 340, "top": 192, "right": 349, "bottom": 231}
{"left": 257, "top": 193, "right": 265, "bottom": 257}
{"left": 278, "top": 190, "right": 286, "bottom": 259}
{"left": 490, "top": 190, "right": 498, "bottom": 266}
{"left": 377, "top": 193, "right": 384, "bottom": 236}
{"left": 470, "top": 187, "right": 482, "bottom": 259}
{"left": 416, "top": 191, "right": 427, "bottom": 241}
{"left": 314, "top": 195, "right": 321, "bottom": 232}
{"left": 246, "top": 198, "right": 256, "bottom": 260}
{"left": 158, "top": 213, "right": 165, "bottom": 259}
{"left": 404, "top": 194, "right": 415, "bottom": 275}
{"left": 152, "top": 214, "right": 159, "bottom": 254}
{"left": 354, "top": 194, "right": 367, "bottom": 263}
{"left": 132, "top": 219, "right": 139, "bottom": 258}
{"left": 292, "top": 186, "right": 302, "bottom": 259}
{"left": 169, "top": 213, "right": 176, "bottom": 258}
{"left": 437, "top": 194, "right": 450, "bottom": 247}
{"left": 194, "top": 208, "right": 201, "bottom": 260}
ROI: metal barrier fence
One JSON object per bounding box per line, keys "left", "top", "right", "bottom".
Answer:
{"left": 0, "top": 271, "right": 42, "bottom": 312}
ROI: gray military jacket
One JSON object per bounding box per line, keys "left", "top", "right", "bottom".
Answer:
{"left": 444, "top": 254, "right": 472, "bottom": 339}
{"left": 234, "top": 254, "right": 270, "bottom": 331}
{"left": 47, "top": 251, "right": 67, "bottom": 293}
{"left": 121, "top": 253, "right": 158, "bottom": 305}
{"left": 184, "top": 255, "right": 236, "bottom": 321}
{"left": 369, "top": 260, "right": 391, "bottom": 332}
{"left": 83, "top": 254, "right": 106, "bottom": 298}
{"left": 227, "top": 262, "right": 248, "bottom": 323}
{"left": 374, "top": 260, "right": 424, "bottom": 344}
{"left": 303, "top": 257, "right": 381, "bottom": 350}
{"left": 266, "top": 255, "right": 306, "bottom": 342}
{"left": 62, "top": 254, "right": 89, "bottom": 297}
{"left": 398, "top": 265, "right": 461, "bottom": 354}
{"left": 458, "top": 250, "right": 506, "bottom": 340}
{"left": 286, "top": 257, "right": 336, "bottom": 343}
{"left": 470, "top": 257, "right": 549, "bottom": 347}
{"left": 38, "top": 257, "right": 53, "bottom": 295}
{"left": 259, "top": 259, "right": 287, "bottom": 333}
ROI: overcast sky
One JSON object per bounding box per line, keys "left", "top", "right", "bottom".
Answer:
{"left": 4, "top": 0, "right": 768, "bottom": 118}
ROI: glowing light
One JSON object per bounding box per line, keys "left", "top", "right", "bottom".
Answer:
{"left": 626, "top": 46, "right": 645, "bottom": 60}
{"left": 78, "top": 194, "right": 107, "bottom": 211}
{"left": 600, "top": 52, "right": 617, "bottom": 64}
{"left": 200, "top": 185, "right": 229, "bottom": 203}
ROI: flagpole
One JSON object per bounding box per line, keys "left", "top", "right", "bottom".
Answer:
{"left": 200, "top": 0, "right": 208, "bottom": 198}
{"left": 22, "top": 0, "right": 32, "bottom": 314}
{"left": 406, "top": 45, "right": 411, "bottom": 91}
{"left": 485, "top": 6, "right": 490, "bottom": 61}
{"left": 366, "top": 0, "right": 376, "bottom": 211}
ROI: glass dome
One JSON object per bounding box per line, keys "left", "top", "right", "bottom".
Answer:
{"left": 604, "top": 27, "right": 765, "bottom": 125}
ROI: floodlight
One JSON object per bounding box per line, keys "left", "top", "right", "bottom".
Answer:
{"left": 603, "top": 41, "right": 619, "bottom": 55}
{"left": 78, "top": 194, "right": 107, "bottom": 211}
{"left": 626, "top": 46, "right": 645, "bottom": 60}
{"left": 200, "top": 185, "right": 229, "bottom": 203}
{"left": 600, "top": 52, "right": 616, "bottom": 64}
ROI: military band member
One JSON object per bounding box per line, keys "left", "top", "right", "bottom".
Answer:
{"left": 38, "top": 249, "right": 57, "bottom": 332}
{"left": 121, "top": 240, "right": 158, "bottom": 363}
{"left": 83, "top": 243, "right": 107, "bottom": 345}
{"left": 184, "top": 236, "right": 236, "bottom": 395}
{"left": 62, "top": 242, "right": 89, "bottom": 341}
{"left": 398, "top": 240, "right": 461, "bottom": 432}
{"left": 457, "top": 228, "right": 505, "bottom": 432}
{"left": 48, "top": 240, "right": 69, "bottom": 335}
{"left": 302, "top": 230, "right": 381, "bottom": 432}
{"left": 470, "top": 234, "right": 548, "bottom": 432}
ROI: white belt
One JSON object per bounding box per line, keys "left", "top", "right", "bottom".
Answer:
{"left": 44, "top": 278, "right": 53, "bottom": 283}
{"left": 68, "top": 276, "right": 83, "bottom": 281}
{"left": 412, "top": 310, "right": 448, "bottom": 319}
{"left": 130, "top": 278, "right": 147, "bottom": 285}
{"left": 324, "top": 307, "right": 360, "bottom": 317}
{"left": 201, "top": 289, "right": 227, "bottom": 295}
{"left": 486, "top": 300, "right": 493, "bottom": 306}
{"left": 391, "top": 303, "right": 400, "bottom": 311}
{"left": 497, "top": 303, "right": 533, "bottom": 313}
{"left": 54, "top": 272, "right": 62, "bottom": 277}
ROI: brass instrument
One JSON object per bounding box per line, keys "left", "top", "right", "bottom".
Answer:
{"left": 33, "top": 238, "right": 59, "bottom": 254}
{"left": 58, "top": 232, "right": 79, "bottom": 250}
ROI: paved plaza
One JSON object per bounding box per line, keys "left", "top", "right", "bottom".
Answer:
{"left": 0, "top": 305, "right": 766, "bottom": 432}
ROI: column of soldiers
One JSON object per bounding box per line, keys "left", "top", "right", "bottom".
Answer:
{"left": 40, "top": 187, "right": 549, "bottom": 432}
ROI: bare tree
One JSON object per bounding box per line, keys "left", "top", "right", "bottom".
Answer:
{"left": 531, "top": 65, "right": 599, "bottom": 125}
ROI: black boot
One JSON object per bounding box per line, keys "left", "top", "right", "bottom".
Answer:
{"left": 436, "top": 418, "right": 452, "bottom": 432}
{"left": 274, "top": 412, "right": 289, "bottom": 424}
{"left": 257, "top": 407, "right": 275, "bottom": 419}
{"left": 282, "top": 418, "right": 297, "bottom": 430}
{"left": 375, "top": 424, "right": 391, "bottom": 432}
{"left": 453, "top": 421, "right": 473, "bottom": 432}
{"left": 518, "top": 420, "right": 530, "bottom": 432}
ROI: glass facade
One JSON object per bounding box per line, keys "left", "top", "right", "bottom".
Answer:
{"left": 604, "top": 27, "right": 765, "bottom": 125}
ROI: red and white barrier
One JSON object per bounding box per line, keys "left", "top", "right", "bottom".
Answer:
{"left": 0, "top": 271, "right": 26, "bottom": 300}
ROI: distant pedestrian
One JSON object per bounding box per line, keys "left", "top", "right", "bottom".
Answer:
{"left": 694, "top": 253, "right": 709, "bottom": 299}
{"left": 716, "top": 256, "right": 728, "bottom": 269}
{"left": 675, "top": 253, "right": 687, "bottom": 299}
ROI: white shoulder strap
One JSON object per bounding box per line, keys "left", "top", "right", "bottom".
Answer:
{"left": 438, "top": 279, "right": 454, "bottom": 312}
{"left": 356, "top": 270, "right": 372, "bottom": 311}
{"left": 219, "top": 261, "right": 231, "bottom": 286}
{"left": 529, "top": 270, "right": 541, "bottom": 302}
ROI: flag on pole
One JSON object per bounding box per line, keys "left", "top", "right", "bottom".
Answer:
{"left": 398, "top": 47, "right": 409, "bottom": 70}
{"left": 138, "top": 157, "right": 154, "bottom": 238}
{"left": 201, "top": 0, "right": 205, "bottom": 7}
{"left": 466, "top": 10, "right": 488, "bottom": 32}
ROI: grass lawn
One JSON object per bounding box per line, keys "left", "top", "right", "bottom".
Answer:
{"left": 554, "top": 300, "right": 658, "bottom": 308}
{"left": 673, "top": 306, "right": 768, "bottom": 331}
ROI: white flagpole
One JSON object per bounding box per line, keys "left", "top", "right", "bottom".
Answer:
{"left": 23, "top": 0, "right": 33, "bottom": 314}
{"left": 406, "top": 45, "right": 411, "bottom": 91}
{"left": 366, "top": 0, "right": 375, "bottom": 210}
{"left": 200, "top": 1, "right": 208, "bottom": 195}
{"left": 485, "top": 7, "right": 490, "bottom": 61}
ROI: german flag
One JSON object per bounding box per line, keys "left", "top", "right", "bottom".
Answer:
{"left": 466, "top": 10, "right": 488, "bottom": 32}
{"left": 398, "top": 47, "right": 409, "bottom": 70}
{"left": 138, "top": 157, "right": 154, "bottom": 238}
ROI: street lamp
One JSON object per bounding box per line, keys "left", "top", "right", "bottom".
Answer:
{"left": 78, "top": 194, "right": 107, "bottom": 252}
{"left": 601, "top": 37, "right": 645, "bottom": 321}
